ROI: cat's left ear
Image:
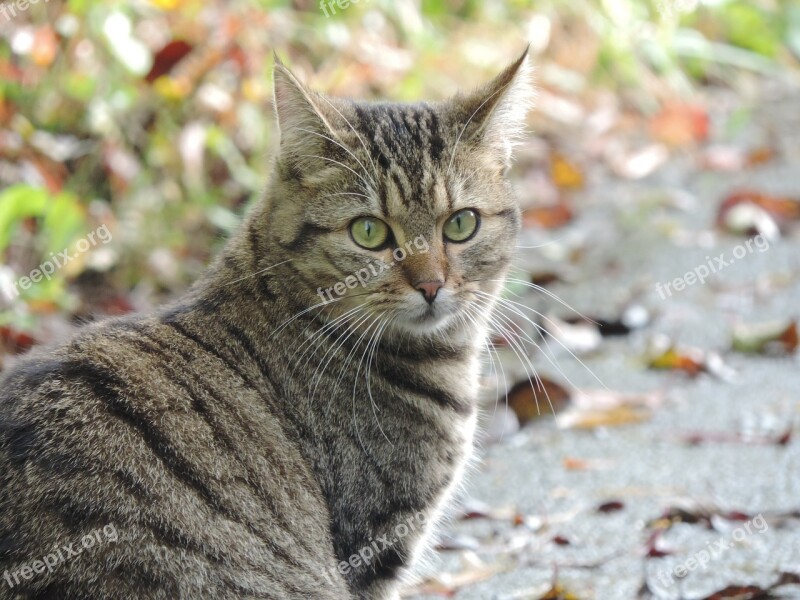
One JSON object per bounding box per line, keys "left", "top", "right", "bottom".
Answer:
{"left": 272, "top": 54, "right": 343, "bottom": 165}
{"left": 451, "top": 47, "right": 535, "bottom": 168}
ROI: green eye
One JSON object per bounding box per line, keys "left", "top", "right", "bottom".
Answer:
{"left": 350, "top": 217, "right": 390, "bottom": 249}
{"left": 443, "top": 209, "right": 479, "bottom": 242}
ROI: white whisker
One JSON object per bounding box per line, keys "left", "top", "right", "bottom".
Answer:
{"left": 298, "top": 154, "right": 374, "bottom": 192}
{"left": 479, "top": 290, "right": 607, "bottom": 390}
{"left": 446, "top": 81, "right": 514, "bottom": 177}
{"left": 294, "top": 126, "right": 377, "bottom": 189}
{"left": 225, "top": 259, "right": 293, "bottom": 287}
{"left": 315, "top": 95, "right": 381, "bottom": 182}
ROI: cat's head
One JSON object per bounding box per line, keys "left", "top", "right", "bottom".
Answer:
{"left": 265, "top": 50, "right": 534, "bottom": 338}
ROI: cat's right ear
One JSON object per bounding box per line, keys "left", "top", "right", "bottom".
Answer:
{"left": 272, "top": 55, "right": 340, "bottom": 165}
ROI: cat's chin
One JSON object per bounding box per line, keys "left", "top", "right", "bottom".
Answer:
{"left": 392, "top": 306, "right": 460, "bottom": 337}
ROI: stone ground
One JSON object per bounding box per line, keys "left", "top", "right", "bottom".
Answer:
{"left": 407, "top": 84, "right": 800, "bottom": 599}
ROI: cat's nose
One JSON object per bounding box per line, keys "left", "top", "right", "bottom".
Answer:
{"left": 414, "top": 280, "right": 444, "bottom": 305}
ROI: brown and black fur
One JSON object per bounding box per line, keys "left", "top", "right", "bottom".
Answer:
{"left": 0, "top": 50, "right": 534, "bottom": 600}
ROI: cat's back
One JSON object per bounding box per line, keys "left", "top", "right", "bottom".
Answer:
{"left": 0, "top": 316, "right": 350, "bottom": 599}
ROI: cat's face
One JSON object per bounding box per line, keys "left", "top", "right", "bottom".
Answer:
{"left": 267, "top": 52, "right": 533, "bottom": 338}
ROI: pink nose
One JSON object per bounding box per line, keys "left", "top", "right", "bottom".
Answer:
{"left": 414, "top": 280, "right": 444, "bottom": 305}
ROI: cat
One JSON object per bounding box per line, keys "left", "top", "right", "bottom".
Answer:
{"left": 0, "top": 48, "right": 533, "bottom": 600}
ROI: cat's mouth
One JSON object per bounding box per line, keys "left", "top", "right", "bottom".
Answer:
{"left": 385, "top": 290, "right": 461, "bottom": 335}
{"left": 417, "top": 304, "right": 439, "bottom": 320}
{"left": 407, "top": 301, "right": 453, "bottom": 330}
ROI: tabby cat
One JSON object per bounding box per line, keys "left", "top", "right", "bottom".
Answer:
{"left": 0, "top": 48, "right": 533, "bottom": 599}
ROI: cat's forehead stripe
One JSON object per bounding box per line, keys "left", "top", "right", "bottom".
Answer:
{"left": 353, "top": 103, "right": 450, "bottom": 212}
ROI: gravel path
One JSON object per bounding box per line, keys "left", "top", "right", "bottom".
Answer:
{"left": 408, "top": 84, "right": 800, "bottom": 600}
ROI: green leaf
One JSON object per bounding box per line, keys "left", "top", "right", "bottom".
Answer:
{"left": 0, "top": 185, "right": 49, "bottom": 252}
{"left": 41, "top": 193, "right": 87, "bottom": 256}
{"left": 0, "top": 184, "right": 87, "bottom": 261}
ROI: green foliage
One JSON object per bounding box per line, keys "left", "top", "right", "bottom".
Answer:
{"left": 0, "top": 185, "right": 86, "bottom": 256}
{"left": 0, "top": 0, "right": 796, "bottom": 332}
{"left": 0, "top": 185, "right": 87, "bottom": 307}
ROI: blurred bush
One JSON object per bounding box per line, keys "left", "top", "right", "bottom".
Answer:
{"left": 0, "top": 0, "right": 797, "bottom": 342}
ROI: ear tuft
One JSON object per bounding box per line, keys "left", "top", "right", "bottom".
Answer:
{"left": 453, "top": 47, "right": 536, "bottom": 167}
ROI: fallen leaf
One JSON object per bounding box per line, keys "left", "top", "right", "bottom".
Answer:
{"left": 459, "top": 498, "right": 493, "bottom": 520}
{"left": 530, "top": 272, "right": 564, "bottom": 287}
{"left": 557, "top": 389, "right": 661, "bottom": 430}
{"left": 562, "top": 457, "right": 592, "bottom": 470}
{"left": 597, "top": 500, "right": 626, "bottom": 513}
{"left": 560, "top": 406, "right": 651, "bottom": 429}
{"left": 732, "top": 320, "right": 798, "bottom": 355}
{"left": 562, "top": 456, "right": 617, "bottom": 471}
{"left": 698, "top": 572, "right": 800, "bottom": 599}
{"left": 146, "top": 40, "right": 194, "bottom": 83}
{"left": 682, "top": 429, "right": 793, "bottom": 447}
{"left": 701, "top": 585, "right": 768, "bottom": 600}
{"left": 522, "top": 202, "right": 574, "bottom": 230}
{"left": 775, "top": 572, "right": 800, "bottom": 586}
{"left": 648, "top": 347, "right": 705, "bottom": 376}
{"left": 506, "top": 377, "right": 571, "bottom": 425}
{"left": 550, "top": 152, "right": 584, "bottom": 189}
{"left": 0, "top": 326, "right": 36, "bottom": 355}
{"left": 717, "top": 189, "right": 800, "bottom": 235}
{"left": 650, "top": 103, "right": 709, "bottom": 146}
{"left": 699, "top": 145, "right": 777, "bottom": 171}
{"left": 567, "top": 305, "right": 650, "bottom": 337}
{"left": 593, "top": 318, "right": 633, "bottom": 336}
{"left": 648, "top": 504, "right": 770, "bottom": 532}
{"left": 552, "top": 535, "right": 571, "bottom": 546}
{"left": 746, "top": 146, "right": 777, "bottom": 167}
{"left": 538, "top": 583, "right": 581, "bottom": 600}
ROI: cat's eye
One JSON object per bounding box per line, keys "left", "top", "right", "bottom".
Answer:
{"left": 443, "top": 209, "right": 479, "bottom": 243}
{"left": 350, "top": 217, "right": 390, "bottom": 250}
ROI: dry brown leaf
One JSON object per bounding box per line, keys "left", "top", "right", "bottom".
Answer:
{"left": 746, "top": 146, "right": 777, "bottom": 166}
{"left": 717, "top": 189, "right": 800, "bottom": 234}
{"left": 506, "top": 377, "right": 571, "bottom": 425}
{"left": 562, "top": 457, "right": 616, "bottom": 471}
{"left": 522, "top": 203, "right": 574, "bottom": 230}
{"left": 550, "top": 152, "right": 584, "bottom": 189}
{"left": 557, "top": 405, "right": 650, "bottom": 429}
{"left": 650, "top": 103, "right": 709, "bottom": 146}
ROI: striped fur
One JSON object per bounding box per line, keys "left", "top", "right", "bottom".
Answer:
{"left": 0, "top": 50, "right": 533, "bottom": 600}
